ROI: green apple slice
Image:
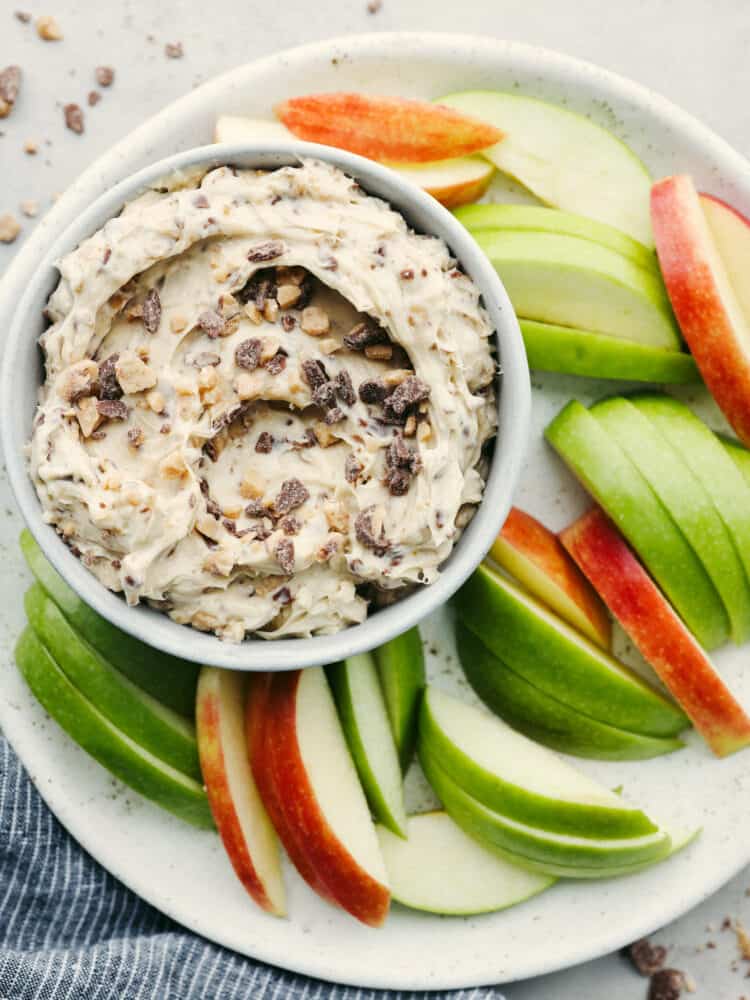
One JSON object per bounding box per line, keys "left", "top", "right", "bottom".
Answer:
{"left": 373, "top": 627, "right": 425, "bottom": 772}
{"left": 632, "top": 396, "right": 750, "bottom": 597}
{"left": 376, "top": 811, "right": 554, "bottom": 915}
{"left": 20, "top": 530, "right": 199, "bottom": 717}
{"left": 488, "top": 825, "right": 700, "bottom": 879}
{"left": 723, "top": 436, "right": 750, "bottom": 489}
{"left": 591, "top": 396, "right": 750, "bottom": 644}
{"left": 327, "top": 653, "right": 407, "bottom": 838}
{"left": 520, "top": 320, "right": 699, "bottom": 384}
{"left": 15, "top": 626, "right": 213, "bottom": 829}
{"left": 438, "top": 90, "right": 653, "bottom": 245}
{"left": 420, "top": 750, "right": 671, "bottom": 873}
{"left": 455, "top": 623, "right": 684, "bottom": 762}
{"left": 545, "top": 400, "right": 729, "bottom": 649}
{"left": 454, "top": 203, "right": 656, "bottom": 271}
{"left": 473, "top": 230, "right": 678, "bottom": 349}
{"left": 420, "top": 685, "right": 659, "bottom": 838}
{"left": 455, "top": 563, "right": 687, "bottom": 737}
{"left": 25, "top": 583, "right": 200, "bottom": 780}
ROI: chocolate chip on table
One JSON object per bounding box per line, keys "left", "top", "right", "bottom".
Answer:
{"left": 197, "top": 309, "right": 225, "bottom": 339}
{"left": 247, "top": 240, "right": 284, "bottom": 263}
{"left": 96, "top": 399, "right": 128, "bottom": 421}
{"left": 255, "top": 431, "right": 274, "bottom": 454}
{"left": 273, "top": 478, "right": 310, "bottom": 516}
{"left": 63, "top": 103, "right": 84, "bottom": 134}
{"left": 648, "top": 969, "right": 684, "bottom": 1000}
{"left": 358, "top": 378, "right": 388, "bottom": 404}
{"left": 142, "top": 288, "right": 162, "bottom": 334}
{"left": 95, "top": 65, "right": 114, "bottom": 86}
{"left": 628, "top": 939, "right": 667, "bottom": 977}
{"left": 235, "top": 338, "right": 261, "bottom": 370}
{"left": 275, "top": 537, "right": 295, "bottom": 573}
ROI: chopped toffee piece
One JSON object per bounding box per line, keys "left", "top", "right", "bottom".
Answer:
{"left": 275, "top": 537, "right": 295, "bottom": 573}
{"left": 273, "top": 477, "right": 310, "bottom": 516}
{"left": 235, "top": 338, "right": 262, "bottom": 370}
{"left": 96, "top": 399, "right": 128, "bottom": 421}
{"left": 343, "top": 320, "right": 389, "bottom": 351}
{"left": 142, "top": 288, "right": 162, "bottom": 334}
{"left": 247, "top": 240, "right": 284, "bottom": 263}
{"left": 255, "top": 431, "right": 274, "bottom": 454}
{"left": 628, "top": 940, "right": 667, "bottom": 977}
{"left": 334, "top": 370, "right": 356, "bottom": 406}
{"left": 358, "top": 378, "right": 388, "bottom": 404}
{"left": 197, "top": 309, "right": 225, "bottom": 339}
{"left": 355, "top": 506, "right": 389, "bottom": 556}
{"left": 648, "top": 970, "right": 685, "bottom": 1000}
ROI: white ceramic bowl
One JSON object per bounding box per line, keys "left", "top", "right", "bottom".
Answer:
{"left": 1, "top": 140, "right": 529, "bottom": 671}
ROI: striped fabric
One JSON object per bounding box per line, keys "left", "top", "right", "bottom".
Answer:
{"left": 0, "top": 738, "right": 503, "bottom": 1000}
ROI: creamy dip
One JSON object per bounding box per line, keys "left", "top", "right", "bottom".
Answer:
{"left": 29, "top": 160, "right": 496, "bottom": 641}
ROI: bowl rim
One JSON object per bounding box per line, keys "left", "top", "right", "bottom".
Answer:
{"left": 1, "top": 139, "right": 530, "bottom": 671}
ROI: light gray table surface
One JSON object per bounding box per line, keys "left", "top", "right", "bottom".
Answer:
{"left": 1, "top": 1, "right": 749, "bottom": 996}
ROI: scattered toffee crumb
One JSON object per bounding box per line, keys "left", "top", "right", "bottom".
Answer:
{"left": 0, "top": 213, "right": 21, "bottom": 243}
{"left": 628, "top": 939, "right": 667, "bottom": 977}
{"left": 0, "top": 66, "right": 21, "bottom": 117}
{"left": 64, "top": 103, "right": 84, "bottom": 134}
{"left": 142, "top": 288, "right": 161, "bottom": 333}
{"left": 197, "top": 309, "right": 225, "bottom": 339}
{"left": 15, "top": 11, "right": 32, "bottom": 23}
{"left": 275, "top": 537, "right": 295, "bottom": 573}
{"left": 97, "top": 355, "right": 122, "bottom": 399}
{"left": 96, "top": 399, "right": 128, "bottom": 421}
{"left": 36, "top": 14, "right": 62, "bottom": 40}
{"left": 255, "top": 431, "right": 274, "bottom": 454}
{"left": 165, "top": 41, "right": 183, "bottom": 59}
{"left": 648, "top": 969, "right": 685, "bottom": 1000}
{"left": 247, "top": 239, "right": 284, "bottom": 263}
{"left": 88, "top": 90, "right": 101, "bottom": 107}
{"left": 292, "top": 428, "right": 317, "bottom": 450}
{"left": 95, "top": 65, "right": 114, "bottom": 86}
{"left": 235, "top": 338, "right": 261, "bottom": 370}
{"left": 274, "top": 478, "right": 310, "bottom": 516}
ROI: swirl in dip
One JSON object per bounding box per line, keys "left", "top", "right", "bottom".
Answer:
{"left": 29, "top": 160, "right": 496, "bottom": 641}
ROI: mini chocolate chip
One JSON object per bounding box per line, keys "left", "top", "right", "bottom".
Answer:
{"left": 247, "top": 240, "right": 284, "bottom": 263}
{"left": 400, "top": 268, "right": 415, "bottom": 280}
{"left": 205, "top": 497, "right": 222, "bottom": 520}
{"left": 235, "top": 338, "right": 262, "bottom": 370}
{"left": 142, "top": 288, "right": 162, "bottom": 334}
{"left": 255, "top": 431, "right": 274, "bottom": 454}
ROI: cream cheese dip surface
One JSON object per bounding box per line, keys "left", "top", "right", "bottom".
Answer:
{"left": 29, "top": 160, "right": 497, "bottom": 641}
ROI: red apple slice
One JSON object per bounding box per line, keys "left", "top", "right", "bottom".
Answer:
{"left": 489, "top": 507, "right": 611, "bottom": 648}
{"left": 651, "top": 175, "right": 750, "bottom": 445}
{"left": 196, "top": 667, "right": 286, "bottom": 915}
{"left": 214, "top": 114, "right": 495, "bottom": 209}
{"left": 246, "top": 673, "right": 333, "bottom": 902}
{"left": 265, "top": 668, "right": 390, "bottom": 926}
{"left": 275, "top": 93, "right": 503, "bottom": 163}
{"left": 561, "top": 507, "right": 750, "bottom": 757}
{"left": 700, "top": 193, "right": 750, "bottom": 323}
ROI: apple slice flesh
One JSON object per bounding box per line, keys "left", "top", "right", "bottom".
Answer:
{"left": 651, "top": 175, "right": 750, "bottom": 446}
{"left": 25, "top": 584, "right": 200, "bottom": 779}
{"left": 490, "top": 506, "right": 610, "bottom": 648}
{"left": 456, "top": 622, "right": 684, "bottom": 762}
{"left": 373, "top": 627, "right": 425, "bottom": 772}
{"left": 275, "top": 92, "right": 503, "bottom": 163}
{"left": 439, "top": 90, "right": 653, "bottom": 244}
{"left": 520, "top": 319, "right": 699, "bottom": 384}
{"left": 474, "top": 230, "right": 678, "bottom": 349}
{"left": 20, "top": 530, "right": 198, "bottom": 717}
{"left": 327, "top": 653, "right": 407, "bottom": 838}
{"left": 420, "top": 685, "right": 658, "bottom": 838}
{"left": 420, "top": 751, "right": 671, "bottom": 874}
{"left": 546, "top": 400, "right": 729, "bottom": 649}
{"left": 266, "top": 669, "right": 390, "bottom": 926}
{"left": 15, "top": 627, "right": 213, "bottom": 828}
{"left": 196, "top": 668, "right": 285, "bottom": 915}
{"left": 454, "top": 203, "right": 656, "bottom": 271}
{"left": 376, "top": 811, "right": 554, "bottom": 915}
{"left": 561, "top": 507, "right": 750, "bottom": 758}
{"left": 591, "top": 396, "right": 750, "bottom": 644}
{"left": 455, "top": 563, "right": 687, "bottom": 738}
{"left": 701, "top": 193, "right": 750, "bottom": 318}
{"left": 723, "top": 435, "right": 750, "bottom": 489}
{"left": 214, "top": 114, "right": 495, "bottom": 209}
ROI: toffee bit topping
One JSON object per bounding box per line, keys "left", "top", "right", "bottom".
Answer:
{"left": 281, "top": 314, "right": 296, "bottom": 332}
{"left": 255, "top": 431, "right": 274, "bottom": 454}
{"left": 273, "top": 477, "right": 310, "bottom": 516}
{"left": 384, "top": 375, "right": 430, "bottom": 417}
{"left": 264, "top": 350, "right": 287, "bottom": 376}
{"left": 203, "top": 438, "right": 219, "bottom": 462}
{"left": 385, "top": 468, "right": 411, "bottom": 496}
{"left": 386, "top": 431, "right": 421, "bottom": 472}
{"left": 400, "top": 268, "right": 415, "bottom": 280}
{"left": 628, "top": 939, "right": 667, "bottom": 977}
{"left": 193, "top": 351, "right": 220, "bottom": 368}
{"left": 648, "top": 970, "right": 685, "bottom": 1000}
{"left": 300, "top": 306, "right": 330, "bottom": 337}
{"left": 324, "top": 406, "right": 345, "bottom": 425}
{"left": 205, "top": 497, "right": 222, "bottom": 520}
{"left": 301, "top": 358, "right": 329, "bottom": 391}
{"left": 292, "top": 428, "right": 318, "bottom": 450}
{"left": 275, "top": 537, "right": 295, "bottom": 573}
{"left": 127, "top": 426, "right": 144, "bottom": 449}
{"left": 345, "top": 453, "right": 363, "bottom": 483}
{"left": 244, "top": 498, "right": 267, "bottom": 518}
{"left": 247, "top": 239, "right": 284, "bottom": 263}
{"left": 274, "top": 585, "right": 292, "bottom": 605}
{"left": 96, "top": 399, "right": 128, "bottom": 421}
{"left": 64, "top": 103, "right": 84, "bottom": 134}
{"left": 235, "top": 338, "right": 262, "bottom": 370}
{"left": 343, "top": 321, "right": 389, "bottom": 351}
{"left": 279, "top": 515, "right": 300, "bottom": 536}
{"left": 312, "top": 381, "right": 336, "bottom": 409}
{"left": 355, "top": 506, "right": 389, "bottom": 556}
{"left": 197, "top": 309, "right": 225, "bottom": 339}
{"left": 358, "top": 378, "right": 388, "bottom": 404}
{"left": 142, "top": 288, "right": 162, "bottom": 334}
{"left": 334, "top": 370, "right": 356, "bottom": 407}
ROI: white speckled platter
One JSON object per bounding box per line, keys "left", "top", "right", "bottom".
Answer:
{"left": 2, "top": 33, "right": 750, "bottom": 992}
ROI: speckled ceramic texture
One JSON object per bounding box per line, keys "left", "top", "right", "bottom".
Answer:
{"left": 2, "top": 33, "right": 750, "bottom": 992}
{"left": 0, "top": 141, "right": 528, "bottom": 672}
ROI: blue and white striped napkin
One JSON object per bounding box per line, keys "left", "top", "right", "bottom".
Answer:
{"left": 0, "top": 737, "right": 504, "bottom": 999}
